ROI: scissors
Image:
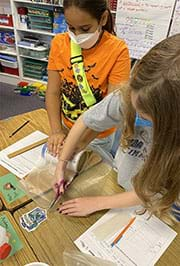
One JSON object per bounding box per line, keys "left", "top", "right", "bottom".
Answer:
{"left": 48, "top": 179, "right": 68, "bottom": 210}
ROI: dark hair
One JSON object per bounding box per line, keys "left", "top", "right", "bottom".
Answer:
{"left": 63, "top": 0, "right": 115, "bottom": 34}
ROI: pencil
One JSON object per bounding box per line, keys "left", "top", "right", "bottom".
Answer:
{"left": 9, "top": 120, "right": 30, "bottom": 138}
{"left": 111, "top": 216, "right": 136, "bottom": 247}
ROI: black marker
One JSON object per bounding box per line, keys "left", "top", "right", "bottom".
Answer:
{"left": 9, "top": 120, "right": 30, "bottom": 138}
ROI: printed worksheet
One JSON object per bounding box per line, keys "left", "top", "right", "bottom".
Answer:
{"left": 0, "top": 131, "right": 48, "bottom": 178}
{"left": 75, "top": 208, "right": 177, "bottom": 266}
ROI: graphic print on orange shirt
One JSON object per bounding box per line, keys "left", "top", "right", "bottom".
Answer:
{"left": 60, "top": 61, "right": 103, "bottom": 122}
{"left": 48, "top": 31, "right": 131, "bottom": 129}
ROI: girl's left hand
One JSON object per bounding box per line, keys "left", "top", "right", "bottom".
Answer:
{"left": 57, "top": 197, "right": 101, "bottom": 217}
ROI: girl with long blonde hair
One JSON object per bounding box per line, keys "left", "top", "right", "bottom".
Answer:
{"left": 53, "top": 34, "right": 180, "bottom": 224}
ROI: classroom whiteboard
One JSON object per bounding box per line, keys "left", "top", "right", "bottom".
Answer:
{"left": 169, "top": 0, "right": 180, "bottom": 36}
{"left": 115, "top": 0, "right": 176, "bottom": 59}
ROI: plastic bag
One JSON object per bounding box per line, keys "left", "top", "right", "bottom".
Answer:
{"left": 19, "top": 146, "right": 102, "bottom": 210}
{"left": 19, "top": 160, "right": 56, "bottom": 210}
{"left": 41, "top": 144, "right": 92, "bottom": 173}
{"left": 63, "top": 250, "right": 116, "bottom": 266}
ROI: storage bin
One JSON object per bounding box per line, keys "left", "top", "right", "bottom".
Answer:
{"left": 28, "top": 23, "right": 53, "bottom": 32}
{"left": 0, "top": 58, "right": 18, "bottom": 68}
{"left": 2, "top": 66, "right": 19, "bottom": 75}
{"left": 28, "top": 15, "right": 52, "bottom": 24}
{"left": 27, "top": 7, "right": 53, "bottom": 17}
{"left": 29, "top": 20, "right": 53, "bottom": 28}
{"left": 0, "top": 14, "right": 13, "bottom": 27}
{"left": 24, "top": 68, "right": 46, "bottom": 75}
{"left": 23, "top": 58, "right": 47, "bottom": 80}
{"left": 24, "top": 65, "right": 45, "bottom": 72}
{"left": 23, "top": 58, "right": 47, "bottom": 67}
{"left": 27, "top": 7, "right": 53, "bottom": 32}
{"left": 23, "top": 64, "right": 46, "bottom": 72}
{"left": 0, "top": 57, "right": 19, "bottom": 75}
{"left": 19, "top": 45, "right": 49, "bottom": 59}
{"left": 23, "top": 69, "right": 45, "bottom": 79}
{"left": 0, "top": 54, "right": 17, "bottom": 62}
{"left": 23, "top": 71, "right": 44, "bottom": 80}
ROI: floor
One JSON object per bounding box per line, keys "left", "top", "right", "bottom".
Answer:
{"left": 0, "top": 82, "right": 45, "bottom": 120}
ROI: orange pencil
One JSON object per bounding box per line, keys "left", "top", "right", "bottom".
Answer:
{"left": 111, "top": 216, "right": 136, "bottom": 247}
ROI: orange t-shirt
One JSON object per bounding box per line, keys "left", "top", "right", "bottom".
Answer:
{"left": 48, "top": 31, "right": 130, "bottom": 137}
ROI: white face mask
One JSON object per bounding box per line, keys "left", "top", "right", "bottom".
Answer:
{"left": 68, "top": 27, "right": 101, "bottom": 49}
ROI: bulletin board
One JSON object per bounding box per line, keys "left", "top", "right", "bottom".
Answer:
{"left": 115, "top": 0, "right": 177, "bottom": 59}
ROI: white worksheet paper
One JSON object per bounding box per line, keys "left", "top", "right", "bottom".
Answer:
{"left": 0, "top": 130, "right": 48, "bottom": 178}
{"left": 75, "top": 208, "right": 177, "bottom": 266}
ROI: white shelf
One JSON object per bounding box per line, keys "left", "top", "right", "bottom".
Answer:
{"left": 20, "top": 54, "right": 48, "bottom": 62}
{"left": 0, "top": 0, "right": 54, "bottom": 85}
{"left": 0, "top": 72, "right": 19, "bottom": 78}
{"left": 0, "top": 71, "right": 20, "bottom": 85}
{"left": 0, "top": 48, "right": 17, "bottom": 56}
{"left": 16, "top": 27, "right": 56, "bottom": 36}
{"left": 22, "top": 76, "right": 47, "bottom": 84}
{"left": 13, "top": 0, "right": 62, "bottom": 7}
{"left": 0, "top": 25, "right": 14, "bottom": 30}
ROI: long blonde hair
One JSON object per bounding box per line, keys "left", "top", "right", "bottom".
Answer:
{"left": 123, "top": 34, "right": 180, "bottom": 223}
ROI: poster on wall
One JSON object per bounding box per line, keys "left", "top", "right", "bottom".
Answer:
{"left": 169, "top": 0, "right": 180, "bottom": 36}
{"left": 115, "top": 0, "right": 176, "bottom": 59}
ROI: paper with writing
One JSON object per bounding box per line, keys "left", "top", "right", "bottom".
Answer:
{"left": 0, "top": 131, "right": 48, "bottom": 179}
{"left": 75, "top": 208, "right": 177, "bottom": 266}
{"left": 115, "top": 0, "right": 176, "bottom": 59}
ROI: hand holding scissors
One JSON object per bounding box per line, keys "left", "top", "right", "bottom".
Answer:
{"left": 48, "top": 179, "right": 68, "bottom": 210}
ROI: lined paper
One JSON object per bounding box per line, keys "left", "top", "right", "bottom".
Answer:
{"left": 0, "top": 131, "right": 48, "bottom": 178}
{"left": 115, "top": 0, "right": 176, "bottom": 59}
{"left": 75, "top": 208, "right": 177, "bottom": 266}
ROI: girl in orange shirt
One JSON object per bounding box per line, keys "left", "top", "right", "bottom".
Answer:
{"left": 46, "top": 0, "right": 130, "bottom": 161}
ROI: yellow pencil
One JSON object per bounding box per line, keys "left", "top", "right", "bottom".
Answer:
{"left": 111, "top": 216, "right": 136, "bottom": 247}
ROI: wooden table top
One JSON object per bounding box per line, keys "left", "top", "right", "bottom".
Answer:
{"left": 1, "top": 109, "right": 179, "bottom": 265}
{"left": 13, "top": 163, "right": 121, "bottom": 266}
{"left": 13, "top": 163, "right": 180, "bottom": 266}
{"left": 0, "top": 108, "right": 49, "bottom": 151}
{"left": 0, "top": 108, "right": 49, "bottom": 211}
{"left": 0, "top": 211, "right": 37, "bottom": 266}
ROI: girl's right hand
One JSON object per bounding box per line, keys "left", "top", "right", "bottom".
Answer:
{"left": 54, "top": 161, "right": 67, "bottom": 194}
{"left": 48, "top": 132, "right": 66, "bottom": 157}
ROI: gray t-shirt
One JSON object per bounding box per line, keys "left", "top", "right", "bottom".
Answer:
{"left": 83, "top": 92, "right": 153, "bottom": 190}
